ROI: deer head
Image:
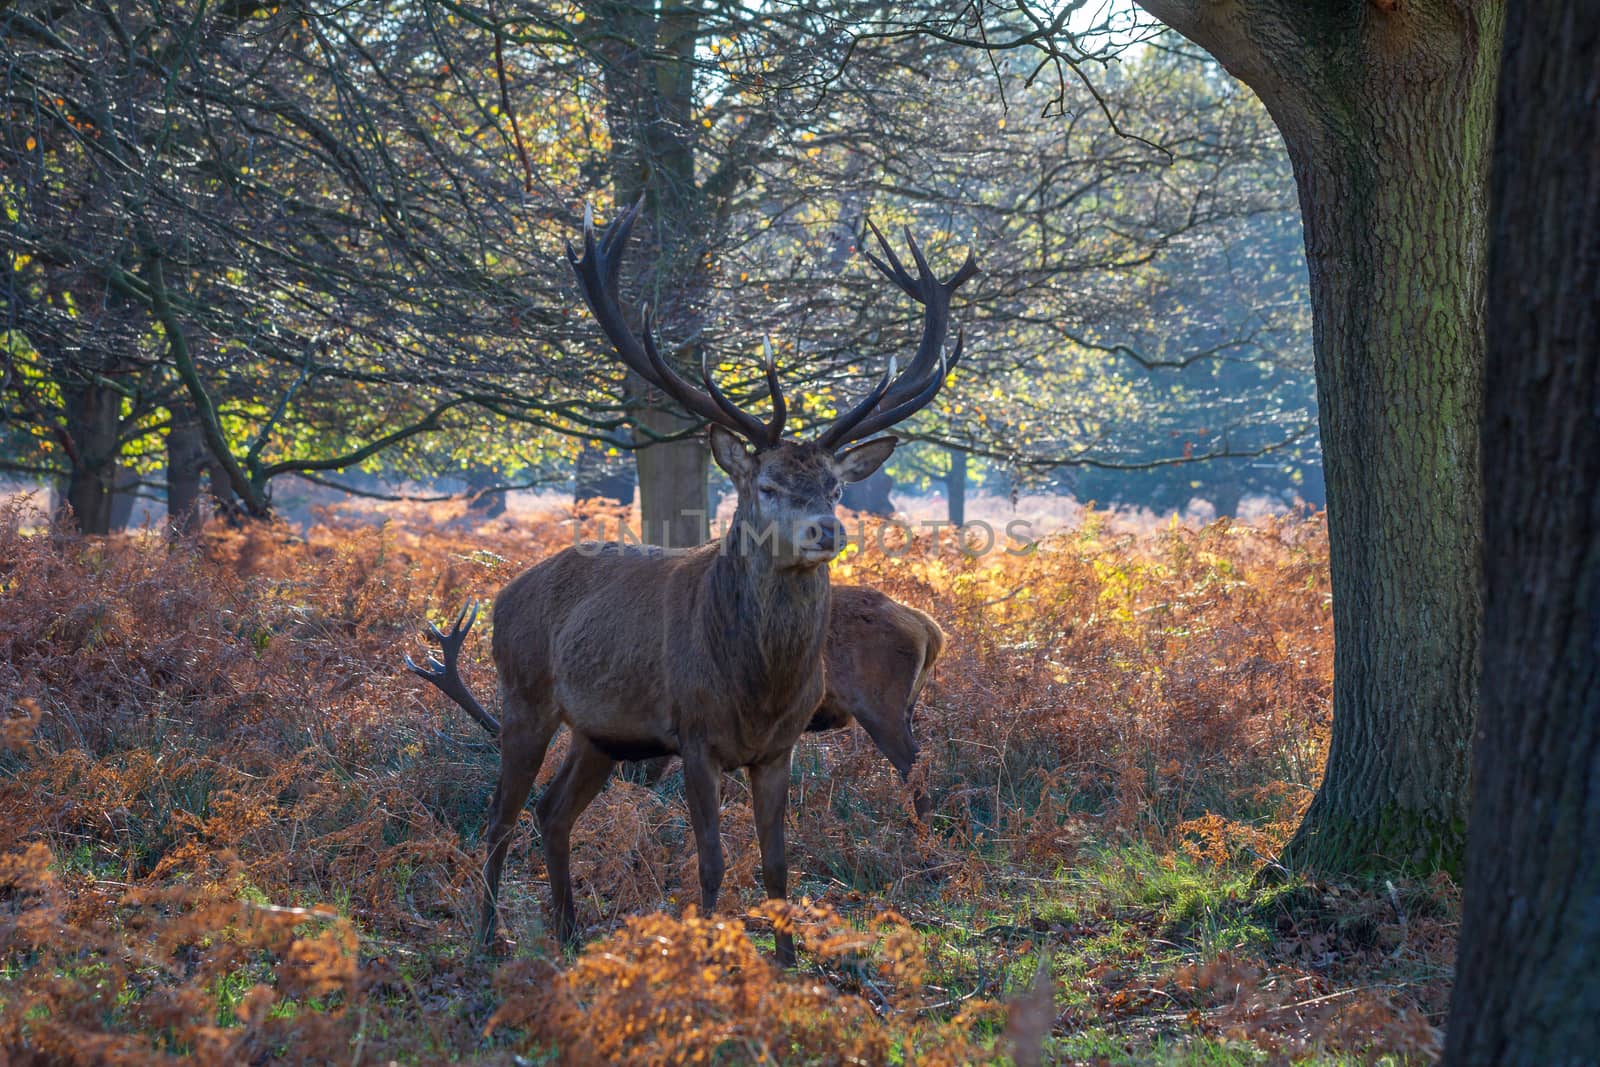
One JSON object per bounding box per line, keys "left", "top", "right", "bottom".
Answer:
{"left": 567, "top": 200, "right": 977, "bottom": 567}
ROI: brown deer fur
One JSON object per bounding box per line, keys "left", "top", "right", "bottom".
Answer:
{"left": 812, "top": 586, "right": 944, "bottom": 817}
{"left": 478, "top": 433, "right": 894, "bottom": 963}
{"left": 408, "top": 203, "right": 975, "bottom": 965}
{"left": 628, "top": 585, "right": 944, "bottom": 817}
{"left": 412, "top": 583, "right": 945, "bottom": 933}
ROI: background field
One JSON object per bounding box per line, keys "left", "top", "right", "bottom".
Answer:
{"left": 0, "top": 502, "right": 1457, "bottom": 1065}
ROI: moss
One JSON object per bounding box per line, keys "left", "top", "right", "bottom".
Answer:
{"left": 1280, "top": 804, "right": 1466, "bottom": 881}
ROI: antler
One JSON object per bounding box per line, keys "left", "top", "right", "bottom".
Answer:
{"left": 566, "top": 200, "right": 786, "bottom": 446}
{"left": 814, "top": 222, "right": 979, "bottom": 449}
{"left": 404, "top": 601, "right": 500, "bottom": 736}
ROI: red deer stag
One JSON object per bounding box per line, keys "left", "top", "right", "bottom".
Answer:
{"left": 622, "top": 585, "right": 944, "bottom": 814}
{"left": 409, "top": 202, "right": 976, "bottom": 961}
{"left": 411, "top": 586, "right": 944, "bottom": 838}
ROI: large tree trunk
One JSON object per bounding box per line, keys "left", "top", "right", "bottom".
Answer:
{"left": 1204, "top": 461, "right": 1245, "bottom": 519}
{"left": 1139, "top": 0, "right": 1501, "bottom": 877}
{"left": 1441, "top": 5, "right": 1600, "bottom": 1062}
{"left": 634, "top": 402, "right": 708, "bottom": 549}
{"left": 62, "top": 379, "right": 122, "bottom": 535}
{"left": 590, "top": 0, "right": 712, "bottom": 552}
{"left": 108, "top": 466, "right": 138, "bottom": 532}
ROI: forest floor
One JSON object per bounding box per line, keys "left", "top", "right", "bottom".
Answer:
{"left": 0, "top": 499, "right": 1457, "bottom": 1065}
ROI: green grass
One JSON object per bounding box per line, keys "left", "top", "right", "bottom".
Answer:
{"left": 788, "top": 843, "right": 1442, "bottom": 1066}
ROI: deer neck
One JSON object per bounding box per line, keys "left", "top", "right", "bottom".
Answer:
{"left": 704, "top": 509, "right": 831, "bottom": 702}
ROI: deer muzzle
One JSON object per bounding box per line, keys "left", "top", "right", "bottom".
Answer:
{"left": 794, "top": 516, "right": 847, "bottom": 562}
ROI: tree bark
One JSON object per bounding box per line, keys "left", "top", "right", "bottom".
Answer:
{"left": 62, "top": 378, "right": 121, "bottom": 535}
{"left": 108, "top": 465, "right": 137, "bottom": 532}
{"left": 634, "top": 403, "right": 708, "bottom": 549}
{"left": 590, "top": 0, "right": 714, "bottom": 551}
{"left": 167, "top": 410, "right": 208, "bottom": 536}
{"left": 1138, "top": 0, "right": 1501, "bottom": 877}
{"left": 1441, "top": 5, "right": 1600, "bottom": 1062}
{"left": 1205, "top": 461, "right": 1245, "bottom": 519}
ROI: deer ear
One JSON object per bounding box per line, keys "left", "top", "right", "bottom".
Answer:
{"left": 709, "top": 425, "right": 756, "bottom": 480}
{"left": 835, "top": 436, "right": 898, "bottom": 483}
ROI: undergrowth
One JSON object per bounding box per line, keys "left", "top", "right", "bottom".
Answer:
{"left": 0, "top": 499, "right": 1455, "bottom": 1064}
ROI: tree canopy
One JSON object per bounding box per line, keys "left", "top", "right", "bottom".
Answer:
{"left": 2, "top": 0, "right": 1315, "bottom": 531}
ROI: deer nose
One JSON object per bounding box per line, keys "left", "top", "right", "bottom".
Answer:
{"left": 800, "top": 517, "right": 845, "bottom": 555}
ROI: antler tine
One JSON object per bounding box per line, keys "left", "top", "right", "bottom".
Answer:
{"left": 902, "top": 227, "right": 933, "bottom": 289}
{"left": 814, "top": 356, "right": 898, "bottom": 450}
{"left": 453, "top": 599, "right": 480, "bottom": 639}
{"left": 762, "top": 338, "right": 787, "bottom": 443}
{"left": 861, "top": 218, "right": 917, "bottom": 297}
{"left": 698, "top": 347, "right": 775, "bottom": 445}
{"left": 816, "top": 224, "right": 977, "bottom": 448}
{"left": 567, "top": 201, "right": 772, "bottom": 443}
{"left": 861, "top": 219, "right": 979, "bottom": 303}
{"left": 841, "top": 333, "right": 958, "bottom": 443}
{"left": 404, "top": 602, "right": 500, "bottom": 736}
{"left": 881, "top": 229, "right": 974, "bottom": 409}
{"left": 948, "top": 247, "right": 981, "bottom": 290}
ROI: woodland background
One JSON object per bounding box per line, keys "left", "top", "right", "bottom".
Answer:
{"left": 2, "top": 1, "right": 1597, "bottom": 1065}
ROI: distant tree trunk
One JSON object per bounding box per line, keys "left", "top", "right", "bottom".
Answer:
{"left": 946, "top": 447, "right": 967, "bottom": 527}
{"left": 842, "top": 468, "right": 895, "bottom": 516}
{"left": 1139, "top": 0, "right": 1502, "bottom": 877}
{"left": 574, "top": 439, "right": 636, "bottom": 506}
{"left": 204, "top": 454, "right": 243, "bottom": 527}
{"left": 167, "top": 412, "right": 207, "bottom": 536}
{"left": 464, "top": 466, "right": 507, "bottom": 520}
{"left": 62, "top": 379, "right": 121, "bottom": 535}
{"left": 108, "top": 465, "right": 138, "bottom": 531}
{"left": 634, "top": 403, "right": 708, "bottom": 548}
{"left": 1442, "top": 5, "right": 1600, "bottom": 1062}
{"left": 1206, "top": 463, "right": 1245, "bottom": 519}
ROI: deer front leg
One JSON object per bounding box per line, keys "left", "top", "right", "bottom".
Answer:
{"left": 535, "top": 734, "right": 615, "bottom": 946}
{"left": 749, "top": 752, "right": 796, "bottom": 966}
{"left": 680, "top": 748, "right": 726, "bottom": 916}
{"left": 479, "top": 704, "right": 559, "bottom": 949}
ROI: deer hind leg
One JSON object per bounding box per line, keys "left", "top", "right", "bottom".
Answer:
{"left": 680, "top": 748, "right": 726, "bottom": 918}
{"left": 479, "top": 691, "right": 558, "bottom": 948}
{"left": 749, "top": 753, "right": 796, "bottom": 966}
{"left": 534, "top": 733, "right": 614, "bottom": 946}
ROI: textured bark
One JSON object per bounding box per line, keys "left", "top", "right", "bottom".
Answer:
{"left": 634, "top": 403, "right": 708, "bottom": 548}
{"left": 108, "top": 466, "right": 137, "bottom": 532}
{"left": 62, "top": 379, "right": 121, "bottom": 535}
{"left": 1441, "top": 5, "right": 1600, "bottom": 1062}
{"left": 593, "top": 0, "right": 713, "bottom": 551}
{"left": 1139, "top": 0, "right": 1500, "bottom": 876}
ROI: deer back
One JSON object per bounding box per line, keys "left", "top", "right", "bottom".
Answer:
{"left": 816, "top": 586, "right": 944, "bottom": 774}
